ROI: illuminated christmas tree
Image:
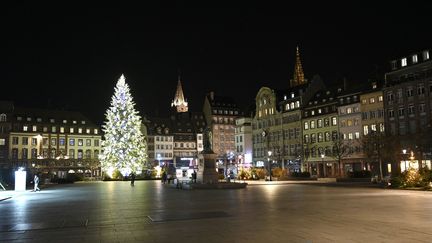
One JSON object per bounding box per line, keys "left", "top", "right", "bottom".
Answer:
{"left": 100, "top": 74, "right": 147, "bottom": 176}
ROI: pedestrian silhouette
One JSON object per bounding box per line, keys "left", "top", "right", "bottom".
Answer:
{"left": 130, "top": 173, "right": 136, "bottom": 186}
{"left": 33, "top": 174, "right": 41, "bottom": 192}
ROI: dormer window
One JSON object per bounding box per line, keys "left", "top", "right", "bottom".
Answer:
{"left": 412, "top": 54, "right": 418, "bottom": 64}
{"left": 423, "top": 50, "right": 430, "bottom": 60}
{"left": 291, "top": 92, "right": 294, "bottom": 98}
{"left": 401, "top": 57, "right": 407, "bottom": 67}
{"left": 63, "top": 120, "right": 67, "bottom": 124}
{"left": 81, "top": 121, "right": 86, "bottom": 125}
{"left": 284, "top": 95, "right": 287, "bottom": 100}
{"left": 26, "top": 117, "right": 31, "bottom": 121}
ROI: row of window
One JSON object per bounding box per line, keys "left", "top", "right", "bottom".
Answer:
{"left": 304, "top": 117, "right": 338, "bottom": 130}
{"left": 304, "top": 105, "right": 337, "bottom": 117}
{"left": 11, "top": 148, "right": 99, "bottom": 160}
{"left": 340, "top": 118, "right": 360, "bottom": 127}
{"left": 155, "top": 136, "right": 173, "bottom": 142}
{"left": 387, "top": 84, "right": 430, "bottom": 102}
{"left": 284, "top": 101, "right": 301, "bottom": 111}
{"left": 363, "top": 123, "right": 385, "bottom": 135}
{"left": 258, "top": 107, "right": 275, "bottom": 118}
{"left": 155, "top": 152, "right": 173, "bottom": 158}
{"left": 362, "top": 110, "right": 385, "bottom": 120}
{"left": 156, "top": 144, "right": 173, "bottom": 150}
{"left": 361, "top": 96, "right": 383, "bottom": 104}
{"left": 11, "top": 137, "right": 100, "bottom": 147}
{"left": 213, "top": 117, "right": 235, "bottom": 124}
{"left": 392, "top": 51, "right": 430, "bottom": 69}
{"left": 20, "top": 125, "right": 98, "bottom": 134}
{"left": 14, "top": 116, "right": 88, "bottom": 125}
{"left": 212, "top": 109, "right": 239, "bottom": 115}
{"left": 214, "top": 125, "right": 235, "bottom": 131}
{"left": 304, "top": 131, "right": 338, "bottom": 144}
{"left": 253, "top": 129, "right": 300, "bottom": 144}
{"left": 340, "top": 106, "right": 361, "bottom": 114}
{"left": 174, "top": 142, "right": 196, "bottom": 148}
{"left": 387, "top": 104, "right": 427, "bottom": 118}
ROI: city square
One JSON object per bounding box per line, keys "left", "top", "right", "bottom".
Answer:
{"left": 1, "top": 181, "right": 432, "bottom": 242}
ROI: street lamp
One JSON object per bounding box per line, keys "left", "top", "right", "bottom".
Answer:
{"left": 321, "top": 153, "right": 325, "bottom": 177}
{"left": 268, "top": 150, "right": 272, "bottom": 181}
{"left": 157, "top": 153, "right": 161, "bottom": 167}
{"left": 402, "top": 149, "right": 408, "bottom": 171}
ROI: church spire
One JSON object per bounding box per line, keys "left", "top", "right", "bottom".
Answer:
{"left": 290, "top": 46, "right": 307, "bottom": 87}
{"left": 171, "top": 71, "right": 188, "bottom": 112}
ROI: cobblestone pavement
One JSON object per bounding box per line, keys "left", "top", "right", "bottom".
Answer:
{"left": 1, "top": 181, "right": 431, "bottom": 242}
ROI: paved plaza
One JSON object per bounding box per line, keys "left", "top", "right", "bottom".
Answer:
{"left": 1, "top": 181, "right": 432, "bottom": 242}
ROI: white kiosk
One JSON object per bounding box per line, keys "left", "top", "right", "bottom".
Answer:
{"left": 15, "top": 167, "right": 27, "bottom": 191}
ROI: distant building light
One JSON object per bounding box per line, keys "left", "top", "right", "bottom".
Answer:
{"left": 401, "top": 57, "right": 407, "bottom": 67}
{"left": 424, "top": 50, "right": 430, "bottom": 60}
{"left": 412, "top": 54, "right": 418, "bottom": 64}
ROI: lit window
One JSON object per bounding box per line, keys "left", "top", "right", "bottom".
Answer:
{"left": 332, "top": 117, "right": 337, "bottom": 126}
{"left": 423, "top": 50, "right": 430, "bottom": 60}
{"left": 78, "top": 128, "right": 82, "bottom": 134}
{"left": 63, "top": 120, "right": 67, "bottom": 124}
{"left": 94, "top": 129, "right": 98, "bottom": 134}
{"left": 412, "top": 54, "right": 418, "bottom": 64}
{"left": 60, "top": 127, "right": 64, "bottom": 133}
{"left": 378, "top": 96, "right": 383, "bottom": 102}
{"left": 17, "top": 116, "right": 22, "bottom": 121}
{"left": 291, "top": 93, "right": 294, "bottom": 98}
{"left": 304, "top": 122, "right": 309, "bottom": 130}
{"left": 36, "top": 118, "right": 42, "bottom": 122}
{"left": 290, "top": 102, "right": 294, "bottom": 109}
{"left": 363, "top": 125, "right": 369, "bottom": 135}
{"left": 371, "top": 124, "right": 377, "bottom": 132}
{"left": 86, "top": 128, "right": 90, "bottom": 134}
{"left": 0, "top": 138, "right": 5, "bottom": 145}
{"left": 361, "top": 99, "right": 367, "bottom": 104}
{"left": 50, "top": 119, "right": 55, "bottom": 123}
{"left": 401, "top": 58, "right": 407, "bottom": 67}
{"left": 355, "top": 132, "right": 360, "bottom": 139}
{"left": 70, "top": 128, "right": 74, "bottom": 133}
{"left": 347, "top": 108, "right": 352, "bottom": 114}
{"left": 32, "top": 125, "right": 37, "bottom": 132}
{"left": 73, "top": 120, "right": 77, "bottom": 124}
{"left": 52, "top": 126, "right": 57, "bottom": 133}
{"left": 78, "top": 139, "right": 83, "bottom": 146}
{"left": 27, "top": 117, "right": 31, "bottom": 121}
{"left": 369, "top": 98, "right": 375, "bottom": 104}
{"left": 23, "top": 125, "right": 28, "bottom": 131}
{"left": 81, "top": 121, "right": 86, "bottom": 124}
{"left": 295, "top": 101, "right": 300, "bottom": 108}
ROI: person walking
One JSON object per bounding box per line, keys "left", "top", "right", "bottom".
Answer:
{"left": 33, "top": 174, "right": 40, "bottom": 192}
{"left": 130, "top": 172, "right": 136, "bottom": 186}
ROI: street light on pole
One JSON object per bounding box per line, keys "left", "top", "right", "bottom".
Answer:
{"left": 321, "top": 153, "right": 325, "bottom": 177}
{"left": 268, "top": 150, "right": 272, "bottom": 181}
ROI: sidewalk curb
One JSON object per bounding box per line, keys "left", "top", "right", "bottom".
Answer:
{"left": 0, "top": 196, "right": 12, "bottom": 202}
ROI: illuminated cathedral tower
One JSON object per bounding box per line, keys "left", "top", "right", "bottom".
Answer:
{"left": 290, "top": 46, "right": 308, "bottom": 87}
{"left": 171, "top": 74, "right": 189, "bottom": 113}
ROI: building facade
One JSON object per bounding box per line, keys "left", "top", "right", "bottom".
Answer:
{"left": 0, "top": 101, "right": 102, "bottom": 179}
{"left": 384, "top": 49, "right": 432, "bottom": 171}
{"left": 203, "top": 91, "right": 241, "bottom": 172}
{"left": 235, "top": 117, "right": 253, "bottom": 170}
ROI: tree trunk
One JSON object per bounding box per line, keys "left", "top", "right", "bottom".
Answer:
{"left": 379, "top": 158, "right": 383, "bottom": 181}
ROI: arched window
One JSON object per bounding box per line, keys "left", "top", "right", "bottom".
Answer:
{"left": 0, "top": 113, "right": 6, "bottom": 122}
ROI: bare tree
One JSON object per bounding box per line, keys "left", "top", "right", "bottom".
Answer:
{"left": 331, "top": 134, "right": 353, "bottom": 177}
{"left": 362, "top": 132, "right": 400, "bottom": 181}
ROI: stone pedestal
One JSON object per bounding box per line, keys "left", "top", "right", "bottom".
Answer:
{"left": 197, "top": 152, "right": 219, "bottom": 184}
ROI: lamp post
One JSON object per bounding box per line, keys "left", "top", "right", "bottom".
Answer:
{"left": 402, "top": 149, "right": 408, "bottom": 171}
{"left": 268, "top": 150, "right": 272, "bottom": 181}
{"left": 321, "top": 153, "right": 325, "bottom": 177}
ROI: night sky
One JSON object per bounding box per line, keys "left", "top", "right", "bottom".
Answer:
{"left": 3, "top": 2, "right": 431, "bottom": 125}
